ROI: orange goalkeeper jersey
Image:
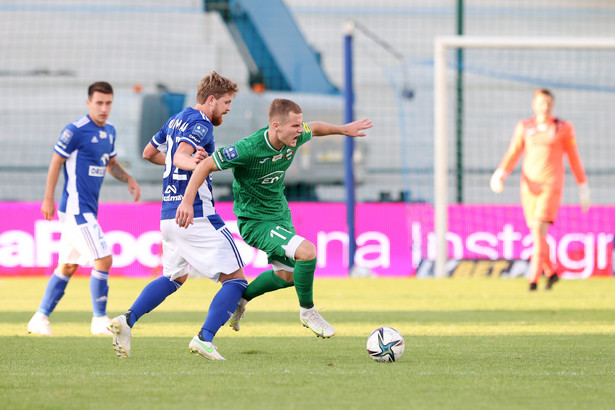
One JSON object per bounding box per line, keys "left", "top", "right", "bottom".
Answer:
{"left": 497, "top": 116, "right": 587, "bottom": 193}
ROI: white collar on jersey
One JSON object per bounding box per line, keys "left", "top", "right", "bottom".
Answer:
{"left": 263, "top": 130, "right": 283, "bottom": 152}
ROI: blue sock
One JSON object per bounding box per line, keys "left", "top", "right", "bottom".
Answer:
{"left": 38, "top": 272, "right": 70, "bottom": 316}
{"left": 200, "top": 279, "right": 248, "bottom": 342}
{"left": 127, "top": 276, "right": 183, "bottom": 327}
{"left": 90, "top": 270, "right": 109, "bottom": 317}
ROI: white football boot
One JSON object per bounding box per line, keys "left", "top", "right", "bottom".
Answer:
{"left": 27, "top": 312, "right": 53, "bottom": 336}
{"left": 109, "top": 315, "right": 132, "bottom": 358}
{"left": 228, "top": 298, "right": 247, "bottom": 331}
{"left": 300, "top": 307, "right": 336, "bottom": 338}
{"left": 189, "top": 336, "right": 226, "bottom": 360}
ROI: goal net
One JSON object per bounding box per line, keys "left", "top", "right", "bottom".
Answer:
{"left": 432, "top": 36, "right": 615, "bottom": 278}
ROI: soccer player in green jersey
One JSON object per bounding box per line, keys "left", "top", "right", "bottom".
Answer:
{"left": 176, "top": 98, "right": 372, "bottom": 338}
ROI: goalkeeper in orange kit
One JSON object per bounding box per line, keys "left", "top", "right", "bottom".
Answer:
{"left": 490, "top": 89, "right": 590, "bottom": 291}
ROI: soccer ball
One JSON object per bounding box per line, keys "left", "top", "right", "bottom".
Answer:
{"left": 366, "top": 326, "right": 405, "bottom": 362}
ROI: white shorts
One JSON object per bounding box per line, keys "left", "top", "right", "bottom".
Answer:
{"left": 57, "top": 212, "right": 111, "bottom": 265}
{"left": 160, "top": 216, "right": 244, "bottom": 282}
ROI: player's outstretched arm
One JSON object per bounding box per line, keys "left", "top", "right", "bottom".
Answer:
{"left": 309, "top": 118, "right": 373, "bottom": 138}
{"left": 107, "top": 157, "right": 141, "bottom": 201}
{"left": 41, "top": 153, "right": 66, "bottom": 221}
{"left": 176, "top": 156, "right": 219, "bottom": 228}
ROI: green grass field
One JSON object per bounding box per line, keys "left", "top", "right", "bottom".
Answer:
{"left": 1, "top": 276, "right": 615, "bottom": 409}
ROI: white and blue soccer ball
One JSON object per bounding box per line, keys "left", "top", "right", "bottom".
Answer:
{"left": 366, "top": 326, "right": 405, "bottom": 362}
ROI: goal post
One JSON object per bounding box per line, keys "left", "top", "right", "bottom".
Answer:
{"left": 433, "top": 36, "right": 615, "bottom": 278}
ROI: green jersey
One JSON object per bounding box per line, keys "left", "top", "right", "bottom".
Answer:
{"left": 212, "top": 123, "right": 312, "bottom": 220}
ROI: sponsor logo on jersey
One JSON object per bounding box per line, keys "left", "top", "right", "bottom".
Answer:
{"left": 302, "top": 122, "right": 311, "bottom": 133}
{"left": 91, "top": 136, "right": 99, "bottom": 143}
{"left": 100, "top": 153, "right": 110, "bottom": 166}
{"left": 164, "top": 185, "right": 177, "bottom": 194}
{"left": 259, "top": 157, "right": 270, "bottom": 164}
{"left": 258, "top": 170, "right": 285, "bottom": 184}
{"left": 272, "top": 153, "right": 283, "bottom": 162}
{"left": 99, "top": 130, "right": 107, "bottom": 139}
{"left": 60, "top": 129, "right": 73, "bottom": 144}
{"left": 285, "top": 148, "right": 294, "bottom": 160}
{"left": 88, "top": 165, "right": 106, "bottom": 177}
{"left": 172, "top": 172, "right": 187, "bottom": 181}
{"left": 162, "top": 194, "right": 184, "bottom": 202}
{"left": 222, "top": 145, "right": 238, "bottom": 161}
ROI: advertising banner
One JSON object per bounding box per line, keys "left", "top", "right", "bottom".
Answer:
{"left": 0, "top": 202, "right": 612, "bottom": 278}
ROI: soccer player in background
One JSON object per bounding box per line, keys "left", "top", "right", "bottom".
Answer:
{"left": 27, "top": 82, "right": 141, "bottom": 336}
{"left": 176, "top": 98, "right": 372, "bottom": 338}
{"left": 108, "top": 72, "right": 246, "bottom": 361}
{"left": 490, "top": 89, "right": 590, "bottom": 291}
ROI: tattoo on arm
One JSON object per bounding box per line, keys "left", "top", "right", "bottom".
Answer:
{"left": 109, "top": 162, "right": 129, "bottom": 182}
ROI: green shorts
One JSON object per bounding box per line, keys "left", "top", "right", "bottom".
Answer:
{"left": 237, "top": 217, "right": 304, "bottom": 270}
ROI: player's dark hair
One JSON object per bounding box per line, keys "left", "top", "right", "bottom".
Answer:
{"left": 268, "top": 98, "right": 302, "bottom": 123}
{"left": 88, "top": 81, "right": 114, "bottom": 99}
{"left": 534, "top": 88, "right": 554, "bottom": 100}
{"left": 196, "top": 71, "right": 239, "bottom": 104}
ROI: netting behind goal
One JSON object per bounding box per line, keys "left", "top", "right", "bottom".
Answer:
{"left": 432, "top": 37, "right": 615, "bottom": 277}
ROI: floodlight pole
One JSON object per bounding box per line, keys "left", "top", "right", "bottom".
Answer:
{"left": 344, "top": 21, "right": 356, "bottom": 272}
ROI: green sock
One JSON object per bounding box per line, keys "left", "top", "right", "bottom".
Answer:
{"left": 293, "top": 258, "right": 316, "bottom": 309}
{"left": 243, "top": 269, "right": 293, "bottom": 301}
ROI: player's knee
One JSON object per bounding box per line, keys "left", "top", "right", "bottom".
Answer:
{"left": 295, "top": 240, "right": 317, "bottom": 261}
{"left": 222, "top": 268, "right": 246, "bottom": 282}
{"left": 59, "top": 264, "right": 79, "bottom": 277}
{"left": 174, "top": 273, "right": 189, "bottom": 284}
{"left": 95, "top": 255, "right": 113, "bottom": 272}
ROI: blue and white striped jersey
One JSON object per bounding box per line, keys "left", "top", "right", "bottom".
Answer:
{"left": 150, "top": 107, "right": 218, "bottom": 221}
{"left": 54, "top": 115, "right": 117, "bottom": 217}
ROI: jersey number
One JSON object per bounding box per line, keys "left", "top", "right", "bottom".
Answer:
{"left": 161, "top": 136, "right": 187, "bottom": 181}
{"left": 270, "top": 226, "right": 293, "bottom": 241}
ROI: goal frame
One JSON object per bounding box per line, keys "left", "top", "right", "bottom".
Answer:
{"left": 433, "top": 36, "right": 615, "bottom": 278}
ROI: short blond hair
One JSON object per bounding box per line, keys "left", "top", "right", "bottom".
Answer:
{"left": 196, "top": 71, "right": 238, "bottom": 104}
{"left": 268, "top": 98, "right": 302, "bottom": 123}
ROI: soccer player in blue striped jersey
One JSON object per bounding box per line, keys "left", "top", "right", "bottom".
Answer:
{"left": 177, "top": 98, "right": 372, "bottom": 339}
{"left": 109, "top": 72, "right": 247, "bottom": 360}
{"left": 28, "top": 81, "right": 141, "bottom": 336}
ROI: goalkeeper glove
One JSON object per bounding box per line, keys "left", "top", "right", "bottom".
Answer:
{"left": 490, "top": 169, "right": 505, "bottom": 193}
{"left": 579, "top": 183, "right": 590, "bottom": 213}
